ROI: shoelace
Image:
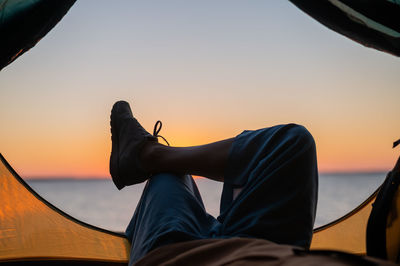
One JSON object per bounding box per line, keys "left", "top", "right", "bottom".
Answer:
{"left": 153, "top": 120, "right": 170, "bottom": 146}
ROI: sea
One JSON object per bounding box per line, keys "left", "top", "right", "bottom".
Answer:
{"left": 26, "top": 173, "right": 387, "bottom": 233}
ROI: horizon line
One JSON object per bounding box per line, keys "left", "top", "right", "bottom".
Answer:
{"left": 24, "top": 170, "right": 390, "bottom": 180}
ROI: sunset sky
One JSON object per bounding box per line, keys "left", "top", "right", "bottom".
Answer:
{"left": 1, "top": 1, "right": 399, "bottom": 178}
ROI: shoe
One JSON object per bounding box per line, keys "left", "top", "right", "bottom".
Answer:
{"left": 109, "top": 101, "right": 157, "bottom": 190}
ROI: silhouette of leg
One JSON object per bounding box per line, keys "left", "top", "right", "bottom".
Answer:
{"left": 140, "top": 138, "right": 234, "bottom": 182}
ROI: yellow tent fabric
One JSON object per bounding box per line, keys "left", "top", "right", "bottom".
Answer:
{"left": 0, "top": 154, "right": 130, "bottom": 264}
{"left": 311, "top": 189, "right": 378, "bottom": 255}
{"left": 0, "top": 153, "right": 390, "bottom": 263}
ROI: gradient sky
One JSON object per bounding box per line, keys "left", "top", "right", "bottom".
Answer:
{"left": 0, "top": 1, "right": 399, "bottom": 178}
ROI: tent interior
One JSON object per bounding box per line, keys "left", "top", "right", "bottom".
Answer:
{"left": 1, "top": 0, "right": 400, "bottom": 264}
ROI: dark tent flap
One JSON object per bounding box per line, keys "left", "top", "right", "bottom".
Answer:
{"left": 0, "top": 0, "right": 76, "bottom": 71}
{"left": 289, "top": 0, "right": 400, "bottom": 57}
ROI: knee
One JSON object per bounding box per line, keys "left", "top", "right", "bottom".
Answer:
{"left": 268, "top": 124, "right": 316, "bottom": 157}
{"left": 287, "top": 124, "right": 315, "bottom": 149}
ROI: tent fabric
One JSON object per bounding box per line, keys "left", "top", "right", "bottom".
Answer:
{"left": 0, "top": 0, "right": 76, "bottom": 71}
{"left": 289, "top": 0, "right": 400, "bottom": 57}
{"left": 312, "top": 157, "right": 400, "bottom": 263}
{"left": 0, "top": 154, "right": 130, "bottom": 264}
{"left": 311, "top": 188, "right": 378, "bottom": 255}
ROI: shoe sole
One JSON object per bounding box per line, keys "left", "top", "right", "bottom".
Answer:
{"left": 110, "top": 111, "right": 125, "bottom": 190}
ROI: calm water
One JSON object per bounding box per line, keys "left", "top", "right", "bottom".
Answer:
{"left": 26, "top": 173, "right": 386, "bottom": 233}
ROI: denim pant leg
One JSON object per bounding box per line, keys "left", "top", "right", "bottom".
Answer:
{"left": 218, "top": 124, "right": 318, "bottom": 248}
{"left": 125, "top": 173, "right": 218, "bottom": 264}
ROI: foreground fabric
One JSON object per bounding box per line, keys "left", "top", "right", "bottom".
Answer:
{"left": 135, "top": 238, "right": 396, "bottom": 266}
{"left": 125, "top": 124, "right": 318, "bottom": 264}
{"left": 0, "top": 0, "right": 76, "bottom": 70}
{"left": 289, "top": 0, "right": 400, "bottom": 56}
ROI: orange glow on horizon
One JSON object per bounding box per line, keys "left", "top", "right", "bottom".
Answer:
{"left": 4, "top": 125, "right": 398, "bottom": 179}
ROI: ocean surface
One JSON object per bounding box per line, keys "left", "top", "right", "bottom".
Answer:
{"left": 26, "top": 173, "right": 386, "bottom": 233}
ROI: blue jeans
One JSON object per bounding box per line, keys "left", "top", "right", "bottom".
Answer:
{"left": 126, "top": 124, "right": 318, "bottom": 263}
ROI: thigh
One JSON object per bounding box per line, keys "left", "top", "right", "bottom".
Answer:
{"left": 218, "top": 124, "right": 318, "bottom": 248}
{"left": 126, "top": 173, "right": 218, "bottom": 263}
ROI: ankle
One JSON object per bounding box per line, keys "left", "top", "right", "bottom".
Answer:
{"left": 139, "top": 141, "right": 165, "bottom": 173}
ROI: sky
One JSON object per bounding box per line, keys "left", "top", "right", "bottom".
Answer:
{"left": 0, "top": 1, "right": 399, "bottom": 178}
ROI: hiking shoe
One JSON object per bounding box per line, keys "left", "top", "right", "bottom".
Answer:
{"left": 109, "top": 101, "right": 157, "bottom": 190}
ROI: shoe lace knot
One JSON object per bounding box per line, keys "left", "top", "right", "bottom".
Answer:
{"left": 153, "top": 120, "right": 170, "bottom": 146}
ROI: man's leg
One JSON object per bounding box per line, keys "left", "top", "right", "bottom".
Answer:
{"left": 125, "top": 173, "right": 218, "bottom": 264}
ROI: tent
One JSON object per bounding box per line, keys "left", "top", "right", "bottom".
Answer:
{"left": 1, "top": 0, "right": 400, "bottom": 264}
{"left": 0, "top": 0, "right": 76, "bottom": 70}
